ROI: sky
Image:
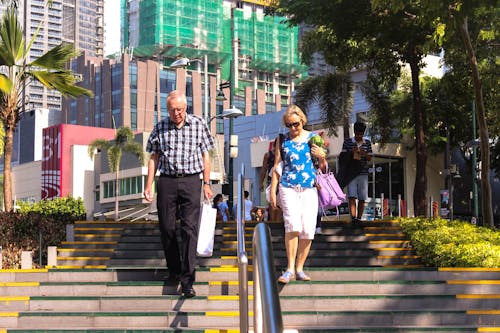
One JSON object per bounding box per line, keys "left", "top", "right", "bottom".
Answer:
{"left": 104, "top": 0, "right": 121, "bottom": 56}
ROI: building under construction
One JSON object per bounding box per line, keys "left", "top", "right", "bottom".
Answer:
{"left": 121, "top": 0, "right": 306, "bottom": 116}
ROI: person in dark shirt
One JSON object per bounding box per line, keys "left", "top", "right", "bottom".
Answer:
{"left": 340, "top": 121, "right": 373, "bottom": 224}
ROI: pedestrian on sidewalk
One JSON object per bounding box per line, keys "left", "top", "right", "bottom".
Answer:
{"left": 143, "top": 90, "right": 214, "bottom": 298}
{"left": 269, "top": 105, "right": 327, "bottom": 284}
{"left": 337, "top": 121, "right": 373, "bottom": 225}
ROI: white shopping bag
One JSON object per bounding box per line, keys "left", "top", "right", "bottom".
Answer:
{"left": 197, "top": 202, "right": 217, "bottom": 257}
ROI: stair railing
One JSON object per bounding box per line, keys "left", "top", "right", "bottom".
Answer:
{"left": 252, "top": 223, "right": 284, "bottom": 333}
{"left": 236, "top": 164, "right": 249, "bottom": 332}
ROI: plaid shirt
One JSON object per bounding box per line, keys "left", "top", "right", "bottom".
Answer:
{"left": 146, "top": 114, "right": 215, "bottom": 175}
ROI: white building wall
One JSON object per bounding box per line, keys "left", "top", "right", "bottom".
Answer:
{"left": 12, "top": 161, "right": 41, "bottom": 204}
{"left": 71, "top": 145, "right": 95, "bottom": 219}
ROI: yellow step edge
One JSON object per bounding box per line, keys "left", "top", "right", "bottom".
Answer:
{"left": 440, "top": 267, "right": 500, "bottom": 272}
{"left": 0, "top": 312, "right": 18, "bottom": 317}
{"left": 457, "top": 294, "right": 500, "bottom": 299}
{"left": 208, "top": 295, "right": 254, "bottom": 301}
{"left": 0, "top": 282, "right": 39, "bottom": 287}
{"left": 58, "top": 249, "right": 115, "bottom": 252}
{"left": 377, "top": 255, "right": 420, "bottom": 259}
{"left": 206, "top": 311, "right": 253, "bottom": 317}
{"left": 365, "top": 233, "right": 405, "bottom": 237}
{"left": 478, "top": 328, "right": 500, "bottom": 332}
{"left": 364, "top": 226, "right": 401, "bottom": 230}
{"left": 375, "top": 248, "right": 409, "bottom": 251}
{"left": 222, "top": 241, "right": 251, "bottom": 245}
{"left": 467, "top": 310, "right": 500, "bottom": 315}
{"left": 57, "top": 256, "right": 110, "bottom": 260}
{"left": 221, "top": 256, "right": 253, "bottom": 260}
{"left": 0, "top": 296, "right": 30, "bottom": 302}
{"left": 0, "top": 268, "right": 48, "bottom": 273}
{"left": 209, "top": 281, "right": 254, "bottom": 286}
{"left": 369, "top": 240, "right": 409, "bottom": 244}
{"left": 53, "top": 265, "right": 107, "bottom": 269}
{"left": 448, "top": 280, "right": 500, "bottom": 285}
{"left": 209, "top": 267, "right": 253, "bottom": 272}
{"left": 74, "top": 227, "right": 124, "bottom": 231}
{"left": 74, "top": 234, "right": 121, "bottom": 237}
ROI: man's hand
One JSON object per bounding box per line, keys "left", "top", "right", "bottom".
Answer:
{"left": 144, "top": 186, "right": 154, "bottom": 202}
{"left": 203, "top": 184, "right": 213, "bottom": 201}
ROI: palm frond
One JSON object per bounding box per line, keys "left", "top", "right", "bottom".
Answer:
{"left": 0, "top": 73, "right": 13, "bottom": 94}
{"left": 294, "top": 73, "right": 353, "bottom": 136}
{"left": 115, "top": 127, "right": 135, "bottom": 145}
{"left": 30, "top": 43, "right": 80, "bottom": 70}
{"left": 108, "top": 146, "right": 122, "bottom": 173}
{"left": 87, "top": 139, "right": 110, "bottom": 159}
{"left": 30, "top": 70, "right": 93, "bottom": 97}
{"left": 123, "top": 142, "right": 145, "bottom": 165}
{"left": 0, "top": 6, "right": 25, "bottom": 66}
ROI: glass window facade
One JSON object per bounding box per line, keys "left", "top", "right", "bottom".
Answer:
{"left": 102, "top": 175, "right": 146, "bottom": 199}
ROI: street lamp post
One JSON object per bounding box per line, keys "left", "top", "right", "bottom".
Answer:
{"left": 170, "top": 55, "right": 209, "bottom": 123}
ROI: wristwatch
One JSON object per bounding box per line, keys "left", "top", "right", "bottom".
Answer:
{"left": 203, "top": 180, "right": 211, "bottom": 185}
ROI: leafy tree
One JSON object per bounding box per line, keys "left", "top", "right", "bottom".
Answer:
{"left": 88, "top": 127, "right": 145, "bottom": 221}
{"left": 0, "top": 5, "right": 91, "bottom": 211}
{"left": 273, "top": 0, "right": 441, "bottom": 216}
{"left": 372, "top": 0, "right": 497, "bottom": 226}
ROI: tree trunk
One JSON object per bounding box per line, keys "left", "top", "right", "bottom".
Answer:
{"left": 115, "top": 170, "right": 119, "bottom": 221}
{"left": 409, "top": 54, "right": 427, "bottom": 217}
{"left": 3, "top": 126, "right": 13, "bottom": 211}
{"left": 457, "top": 16, "right": 494, "bottom": 227}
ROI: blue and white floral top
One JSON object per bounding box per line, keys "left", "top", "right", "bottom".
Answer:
{"left": 280, "top": 132, "right": 318, "bottom": 189}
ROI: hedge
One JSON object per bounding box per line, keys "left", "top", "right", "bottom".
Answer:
{"left": 398, "top": 217, "right": 500, "bottom": 268}
{"left": 0, "top": 197, "right": 85, "bottom": 268}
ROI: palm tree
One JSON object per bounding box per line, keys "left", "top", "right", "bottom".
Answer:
{"left": 0, "top": 5, "right": 92, "bottom": 211}
{"left": 88, "top": 127, "right": 145, "bottom": 221}
{"left": 293, "top": 73, "right": 354, "bottom": 138}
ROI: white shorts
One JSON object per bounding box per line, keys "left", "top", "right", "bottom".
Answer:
{"left": 278, "top": 184, "right": 318, "bottom": 240}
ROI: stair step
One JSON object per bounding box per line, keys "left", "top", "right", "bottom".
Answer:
{"left": 3, "top": 309, "right": 497, "bottom": 329}
{"left": 2, "top": 219, "right": 498, "bottom": 332}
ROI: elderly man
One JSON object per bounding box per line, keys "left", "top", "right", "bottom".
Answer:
{"left": 144, "top": 90, "right": 214, "bottom": 298}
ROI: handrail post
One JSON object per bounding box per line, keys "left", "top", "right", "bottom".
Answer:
{"left": 253, "top": 223, "right": 284, "bottom": 333}
{"left": 237, "top": 164, "right": 249, "bottom": 332}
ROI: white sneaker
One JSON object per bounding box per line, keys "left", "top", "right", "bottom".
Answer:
{"left": 315, "top": 227, "right": 322, "bottom": 235}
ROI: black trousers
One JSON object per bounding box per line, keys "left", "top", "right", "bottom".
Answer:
{"left": 156, "top": 173, "right": 201, "bottom": 289}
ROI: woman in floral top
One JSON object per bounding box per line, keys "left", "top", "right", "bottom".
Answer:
{"left": 269, "top": 105, "right": 327, "bottom": 284}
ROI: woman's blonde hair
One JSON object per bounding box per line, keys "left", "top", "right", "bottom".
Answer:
{"left": 282, "top": 104, "right": 307, "bottom": 126}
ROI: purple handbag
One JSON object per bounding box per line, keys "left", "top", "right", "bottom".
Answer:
{"left": 316, "top": 167, "right": 346, "bottom": 210}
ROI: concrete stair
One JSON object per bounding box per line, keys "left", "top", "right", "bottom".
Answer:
{"left": 0, "top": 219, "right": 499, "bottom": 332}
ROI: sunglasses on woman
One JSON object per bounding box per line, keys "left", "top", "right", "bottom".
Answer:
{"left": 285, "top": 121, "right": 301, "bottom": 128}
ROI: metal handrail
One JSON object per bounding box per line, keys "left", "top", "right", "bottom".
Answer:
{"left": 252, "top": 223, "right": 284, "bottom": 333}
{"left": 236, "top": 164, "right": 249, "bottom": 332}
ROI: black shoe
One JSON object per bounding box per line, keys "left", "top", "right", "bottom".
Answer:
{"left": 182, "top": 286, "right": 196, "bottom": 298}
{"left": 352, "top": 218, "right": 362, "bottom": 227}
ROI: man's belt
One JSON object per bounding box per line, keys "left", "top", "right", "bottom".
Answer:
{"left": 160, "top": 173, "right": 198, "bottom": 178}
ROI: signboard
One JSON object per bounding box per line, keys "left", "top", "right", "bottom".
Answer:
{"left": 440, "top": 189, "right": 450, "bottom": 219}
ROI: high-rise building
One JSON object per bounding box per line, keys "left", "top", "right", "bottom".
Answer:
{"left": 0, "top": 0, "right": 104, "bottom": 112}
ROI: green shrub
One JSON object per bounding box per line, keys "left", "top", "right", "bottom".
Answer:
{"left": 399, "top": 217, "right": 500, "bottom": 268}
{"left": 1, "top": 197, "right": 85, "bottom": 268}
{"left": 17, "top": 196, "right": 86, "bottom": 220}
